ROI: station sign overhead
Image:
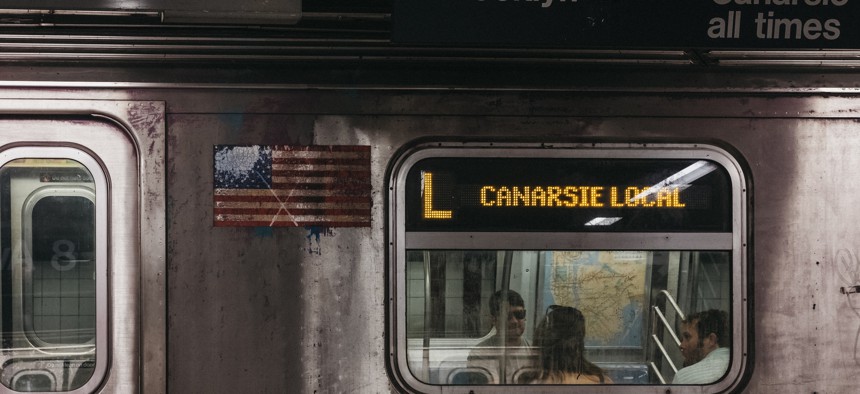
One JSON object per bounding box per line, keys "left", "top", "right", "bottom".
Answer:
{"left": 393, "top": 0, "right": 860, "bottom": 49}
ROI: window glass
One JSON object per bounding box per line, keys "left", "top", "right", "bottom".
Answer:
{"left": 405, "top": 250, "right": 731, "bottom": 386}
{"left": 392, "top": 145, "right": 747, "bottom": 392}
{"left": 0, "top": 158, "right": 98, "bottom": 392}
{"left": 29, "top": 195, "right": 95, "bottom": 345}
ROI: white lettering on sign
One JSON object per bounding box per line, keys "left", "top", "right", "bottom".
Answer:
{"left": 710, "top": 0, "right": 846, "bottom": 41}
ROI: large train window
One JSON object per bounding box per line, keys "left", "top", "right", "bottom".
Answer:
{"left": 388, "top": 143, "right": 749, "bottom": 393}
{"left": 0, "top": 148, "right": 107, "bottom": 393}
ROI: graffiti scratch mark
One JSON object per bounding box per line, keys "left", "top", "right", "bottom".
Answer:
{"left": 835, "top": 248, "right": 860, "bottom": 366}
{"left": 128, "top": 102, "right": 163, "bottom": 136}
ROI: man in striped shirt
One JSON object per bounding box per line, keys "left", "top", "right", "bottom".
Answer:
{"left": 672, "top": 309, "right": 730, "bottom": 385}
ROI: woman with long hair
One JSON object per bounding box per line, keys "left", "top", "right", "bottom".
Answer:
{"left": 532, "top": 305, "right": 612, "bottom": 384}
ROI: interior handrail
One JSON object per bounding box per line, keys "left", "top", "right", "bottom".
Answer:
{"left": 653, "top": 306, "right": 682, "bottom": 347}
{"left": 658, "top": 290, "right": 686, "bottom": 322}
{"left": 648, "top": 290, "right": 686, "bottom": 384}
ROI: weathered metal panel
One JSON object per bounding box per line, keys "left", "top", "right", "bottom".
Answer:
{"left": 157, "top": 93, "right": 860, "bottom": 392}
{"left": 166, "top": 114, "right": 314, "bottom": 392}
{"left": 0, "top": 86, "right": 858, "bottom": 393}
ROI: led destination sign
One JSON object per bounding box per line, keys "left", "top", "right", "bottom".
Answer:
{"left": 476, "top": 184, "right": 686, "bottom": 208}
{"left": 406, "top": 158, "right": 732, "bottom": 232}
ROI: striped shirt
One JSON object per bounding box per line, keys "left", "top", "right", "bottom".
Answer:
{"left": 672, "top": 347, "right": 729, "bottom": 384}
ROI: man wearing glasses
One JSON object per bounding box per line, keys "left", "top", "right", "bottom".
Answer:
{"left": 466, "top": 289, "right": 534, "bottom": 384}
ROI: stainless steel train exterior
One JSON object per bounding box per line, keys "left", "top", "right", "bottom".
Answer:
{"left": 0, "top": 7, "right": 859, "bottom": 394}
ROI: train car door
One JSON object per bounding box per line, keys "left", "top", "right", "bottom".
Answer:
{"left": 0, "top": 100, "right": 166, "bottom": 393}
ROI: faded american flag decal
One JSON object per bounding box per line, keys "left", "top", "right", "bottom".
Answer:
{"left": 214, "top": 145, "right": 371, "bottom": 227}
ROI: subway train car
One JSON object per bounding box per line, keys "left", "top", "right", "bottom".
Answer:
{"left": 0, "top": 1, "right": 858, "bottom": 393}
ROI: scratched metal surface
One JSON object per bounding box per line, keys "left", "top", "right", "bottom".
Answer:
{"left": 158, "top": 91, "right": 853, "bottom": 393}
{"left": 0, "top": 84, "right": 856, "bottom": 392}
{"left": 159, "top": 92, "right": 857, "bottom": 393}
{"left": 162, "top": 93, "right": 860, "bottom": 394}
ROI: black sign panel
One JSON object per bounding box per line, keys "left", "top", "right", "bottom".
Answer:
{"left": 393, "top": 0, "right": 860, "bottom": 49}
{"left": 1, "top": 0, "right": 301, "bottom": 24}
{"left": 405, "top": 158, "right": 731, "bottom": 232}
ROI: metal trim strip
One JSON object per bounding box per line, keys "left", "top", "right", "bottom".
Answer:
{"left": 404, "top": 232, "right": 733, "bottom": 250}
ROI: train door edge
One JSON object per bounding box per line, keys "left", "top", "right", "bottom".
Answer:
{"left": 0, "top": 99, "right": 166, "bottom": 394}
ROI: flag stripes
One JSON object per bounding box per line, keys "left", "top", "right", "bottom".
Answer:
{"left": 214, "top": 145, "right": 371, "bottom": 227}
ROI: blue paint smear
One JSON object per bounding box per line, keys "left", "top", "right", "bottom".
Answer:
{"left": 305, "top": 226, "right": 331, "bottom": 255}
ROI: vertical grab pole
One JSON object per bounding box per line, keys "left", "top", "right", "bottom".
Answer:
{"left": 498, "top": 251, "right": 513, "bottom": 384}
{"left": 422, "top": 251, "right": 432, "bottom": 381}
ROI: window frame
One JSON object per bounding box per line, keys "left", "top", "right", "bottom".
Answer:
{"left": 23, "top": 185, "right": 96, "bottom": 349}
{"left": 0, "top": 147, "right": 108, "bottom": 394}
{"left": 387, "top": 141, "right": 750, "bottom": 394}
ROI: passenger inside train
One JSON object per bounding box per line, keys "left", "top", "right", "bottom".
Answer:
{"left": 531, "top": 305, "right": 612, "bottom": 385}
{"left": 673, "top": 309, "right": 731, "bottom": 384}
{"left": 404, "top": 250, "right": 732, "bottom": 386}
{"left": 465, "top": 290, "right": 533, "bottom": 384}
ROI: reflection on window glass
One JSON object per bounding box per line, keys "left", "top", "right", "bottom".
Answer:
{"left": 0, "top": 158, "right": 97, "bottom": 392}
{"left": 406, "top": 250, "right": 731, "bottom": 386}
{"left": 30, "top": 196, "right": 95, "bottom": 345}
